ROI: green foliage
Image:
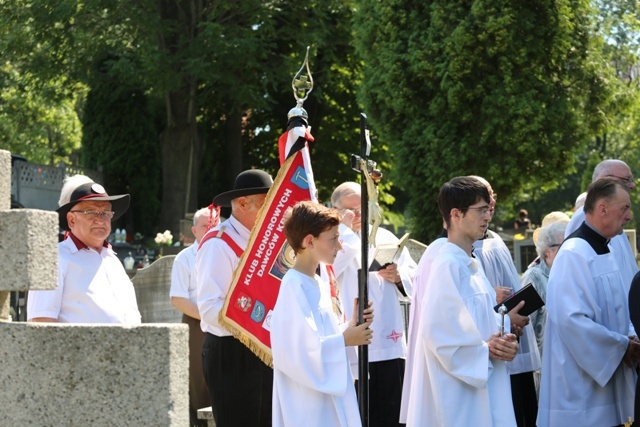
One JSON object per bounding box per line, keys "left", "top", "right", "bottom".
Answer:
{"left": 353, "top": 0, "right": 618, "bottom": 242}
{"left": 0, "top": 62, "right": 84, "bottom": 165}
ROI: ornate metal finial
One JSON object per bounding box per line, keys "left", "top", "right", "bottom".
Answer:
{"left": 288, "top": 46, "right": 314, "bottom": 120}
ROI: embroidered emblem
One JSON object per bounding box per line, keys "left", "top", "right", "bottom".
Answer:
{"left": 250, "top": 300, "right": 266, "bottom": 323}
{"left": 291, "top": 166, "right": 309, "bottom": 190}
{"left": 386, "top": 329, "right": 403, "bottom": 343}
{"left": 235, "top": 295, "right": 253, "bottom": 312}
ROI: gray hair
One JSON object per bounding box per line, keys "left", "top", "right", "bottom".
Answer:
{"left": 535, "top": 221, "right": 567, "bottom": 259}
{"left": 193, "top": 207, "right": 211, "bottom": 226}
{"left": 58, "top": 174, "right": 94, "bottom": 207}
{"left": 330, "top": 182, "right": 360, "bottom": 208}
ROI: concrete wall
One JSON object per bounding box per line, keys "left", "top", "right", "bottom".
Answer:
{"left": 0, "top": 322, "right": 189, "bottom": 426}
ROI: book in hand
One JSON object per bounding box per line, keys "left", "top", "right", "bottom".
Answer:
{"left": 369, "top": 233, "right": 410, "bottom": 271}
{"left": 493, "top": 283, "right": 544, "bottom": 317}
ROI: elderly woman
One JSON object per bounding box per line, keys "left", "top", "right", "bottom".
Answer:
{"left": 521, "top": 218, "right": 568, "bottom": 393}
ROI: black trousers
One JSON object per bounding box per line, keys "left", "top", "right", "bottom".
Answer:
{"left": 511, "top": 372, "right": 538, "bottom": 427}
{"left": 184, "top": 315, "right": 209, "bottom": 427}
{"left": 202, "top": 333, "right": 273, "bottom": 427}
{"left": 355, "top": 358, "right": 406, "bottom": 427}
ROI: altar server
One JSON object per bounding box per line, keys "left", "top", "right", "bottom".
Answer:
{"left": 406, "top": 176, "right": 518, "bottom": 426}
{"left": 271, "top": 201, "right": 373, "bottom": 427}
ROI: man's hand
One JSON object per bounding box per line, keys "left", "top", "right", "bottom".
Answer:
{"left": 340, "top": 210, "right": 355, "bottom": 229}
{"left": 623, "top": 337, "right": 640, "bottom": 368}
{"left": 378, "top": 263, "right": 401, "bottom": 284}
{"left": 508, "top": 300, "right": 529, "bottom": 328}
{"left": 494, "top": 286, "right": 511, "bottom": 304}
{"left": 488, "top": 332, "right": 519, "bottom": 361}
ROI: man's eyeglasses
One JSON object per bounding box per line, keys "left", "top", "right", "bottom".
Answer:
{"left": 465, "top": 206, "right": 491, "bottom": 215}
{"left": 606, "top": 174, "right": 635, "bottom": 186}
{"left": 549, "top": 244, "right": 561, "bottom": 249}
{"left": 70, "top": 210, "right": 115, "bottom": 220}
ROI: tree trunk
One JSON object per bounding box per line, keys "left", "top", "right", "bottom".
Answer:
{"left": 156, "top": 0, "right": 203, "bottom": 236}
{"left": 159, "top": 88, "right": 200, "bottom": 235}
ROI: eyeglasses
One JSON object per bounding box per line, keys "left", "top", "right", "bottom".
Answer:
{"left": 606, "top": 174, "right": 635, "bottom": 185}
{"left": 549, "top": 244, "right": 561, "bottom": 249}
{"left": 70, "top": 210, "right": 115, "bottom": 220}
{"left": 465, "top": 206, "right": 491, "bottom": 215}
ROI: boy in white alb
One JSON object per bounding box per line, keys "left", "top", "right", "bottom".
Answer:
{"left": 270, "top": 201, "right": 373, "bottom": 427}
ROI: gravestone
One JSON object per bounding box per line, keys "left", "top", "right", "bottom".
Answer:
{"left": 0, "top": 149, "right": 189, "bottom": 426}
{"left": 133, "top": 255, "right": 183, "bottom": 323}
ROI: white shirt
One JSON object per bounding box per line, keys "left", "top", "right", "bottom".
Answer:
{"left": 27, "top": 237, "right": 141, "bottom": 324}
{"left": 170, "top": 243, "right": 198, "bottom": 304}
{"left": 332, "top": 225, "right": 417, "bottom": 363}
{"left": 196, "top": 215, "right": 249, "bottom": 336}
{"left": 537, "top": 224, "right": 635, "bottom": 426}
{"left": 399, "top": 236, "right": 446, "bottom": 423}
{"left": 271, "top": 269, "right": 360, "bottom": 427}
{"left": 406, "top": 242, "right": 516, "bottom": 426}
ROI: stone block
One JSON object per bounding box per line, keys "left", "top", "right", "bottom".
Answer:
{"left": 0, "top": 149, "right": 10, "bottom": 210}
{"left": 0, "top": 209, "right": 58, "bottom": 291}
{"left": 0, "top": 322, "right": 189, "bottom": 426}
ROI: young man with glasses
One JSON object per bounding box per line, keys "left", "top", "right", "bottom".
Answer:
{"left": 27, "top": 175, "right": 141, "bottom": 324}
{"left": 406, "top": 176, "right": 519, "bottom": 426}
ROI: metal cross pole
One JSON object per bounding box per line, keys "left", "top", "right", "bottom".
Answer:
{"left": 351, "top": 112, "right": 372, "bottom": 427}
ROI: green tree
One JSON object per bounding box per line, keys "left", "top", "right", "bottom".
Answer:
{"left": 353, "top": 0, "right": 617, "bottom": 242}
{"left": 0, "top": 0, "right": 387, "bottom": 237}
{"left": 0, "top": 62, "right": 84, "bottom": 165}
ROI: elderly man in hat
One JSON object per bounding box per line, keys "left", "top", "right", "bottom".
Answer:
{"left": 196, "top": 169, "right": 274, "bottom": 427}
{"left": 27, "top": 175, "right": 141, "bottom": 324}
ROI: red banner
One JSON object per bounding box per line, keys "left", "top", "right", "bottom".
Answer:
{"left": 219, "top": 148, "right": 315, "bottom": 365}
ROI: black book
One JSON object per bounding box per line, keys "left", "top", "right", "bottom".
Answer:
{"left": 493, "top": 283, "right": 544, "bottom": 316}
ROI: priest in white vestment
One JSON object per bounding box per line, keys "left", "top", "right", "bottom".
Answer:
{"left": 407, "top": 177, "right": 518, "bottom": 426}
{"left": 537, "top": 179, "right": 639, "bottom": 427}
{"left": 565, "top": 159, "right": 638, "bottom": 294}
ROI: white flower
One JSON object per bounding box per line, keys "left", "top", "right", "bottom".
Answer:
{"left": 154, "top": 230, "right": 173, "bottom": 246}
